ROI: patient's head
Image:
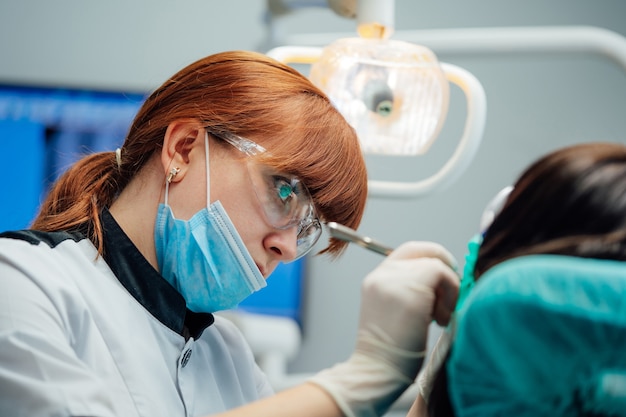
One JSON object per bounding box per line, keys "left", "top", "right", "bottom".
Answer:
{"left": 475, "top": 141, "right": 626, "bottom": 280}
{"left": 427, "top": 141, "right": 626, "bottom": 417}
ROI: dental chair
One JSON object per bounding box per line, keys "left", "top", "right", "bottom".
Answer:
{"left": 447, "top": 254, "right": 626, "bottom": 417}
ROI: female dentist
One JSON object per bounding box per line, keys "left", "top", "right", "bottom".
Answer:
{"left": 0, "top": 50, "right": 459, "bottom": 417}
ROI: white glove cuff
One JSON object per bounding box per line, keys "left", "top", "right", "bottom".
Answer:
{"left": 308, "top": 351, "right": 424, "bottom": 417}
{"left": 417, "top": 329, "right": 453, "bottom": 403}
{"left": 357, "top": 330, "right": 427, "bottom": 381}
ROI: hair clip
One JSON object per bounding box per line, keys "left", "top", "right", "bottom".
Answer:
{"left": 115, "top": 148, "right": 122, "bottom": 169}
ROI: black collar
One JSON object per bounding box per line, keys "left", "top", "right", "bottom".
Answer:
{"left": 101, "top": 208, "right": 214, "bottom": 339}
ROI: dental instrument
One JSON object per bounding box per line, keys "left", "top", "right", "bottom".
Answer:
{"left": 327, "top": 221, "right": 394, "bottom": 256}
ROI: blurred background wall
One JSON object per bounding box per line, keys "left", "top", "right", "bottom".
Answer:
{"left": 1, "top": 0, "right": 625, "bottom": 376}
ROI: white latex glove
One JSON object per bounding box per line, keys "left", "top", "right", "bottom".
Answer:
{"left": 417, "top": 328, "right": 453, "bottom": 406}
{"left": 309, "top": 241, "right": 459, "bottom": 417}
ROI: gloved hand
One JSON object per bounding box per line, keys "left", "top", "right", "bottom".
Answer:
{"left": 308, "top": 241, "right": 459, "bottom": 417}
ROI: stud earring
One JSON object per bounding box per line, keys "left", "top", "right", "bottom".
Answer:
{"left": 166, "top": 167, "right": 181, "bottom": 183}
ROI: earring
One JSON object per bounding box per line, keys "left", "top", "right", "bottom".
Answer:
{"left": 166, "top": 167, "right": 181, "bottom": 183}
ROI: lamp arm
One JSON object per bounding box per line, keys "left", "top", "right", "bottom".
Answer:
{"left": 368, "top": 63, "right": 487, "bottom": 199}
{"left": 267, "top": 0, "right": 392, "bottom": 22}
{"left": 393, "top": 26, "right": 626, "bottom": 71}
{"left": 286, "top": 26, "right": 626, "bottom": 72}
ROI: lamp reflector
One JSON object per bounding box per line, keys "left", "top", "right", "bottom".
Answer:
{"left": 310, "top": 37, "right": 450, "bottom": 155}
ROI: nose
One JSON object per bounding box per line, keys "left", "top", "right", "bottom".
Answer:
{"left": 264, "top": 226, "right": 299, "bottom": 262}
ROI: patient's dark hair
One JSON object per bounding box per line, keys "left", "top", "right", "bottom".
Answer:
{"left": 475, "top": 141, "right": 626, "bottom": 279}
{"left": 428, "top": 141, "right": 626, "bottom": 416}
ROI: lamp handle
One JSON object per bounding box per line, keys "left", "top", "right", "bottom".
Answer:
{"left": 266, "top": 47, "right": 487, "bottom": 199}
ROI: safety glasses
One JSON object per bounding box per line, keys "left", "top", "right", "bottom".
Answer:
{"left": 209, "top": 129, "right": 322, "bottom": 261}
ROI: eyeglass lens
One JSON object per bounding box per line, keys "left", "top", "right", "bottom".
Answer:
{"left": 211, "top": 129, "right": 322, "bottom": 259}
{"left": 247, "top": 162, "right": 322, "bottom": 258}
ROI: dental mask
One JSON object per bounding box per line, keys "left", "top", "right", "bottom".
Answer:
{"left": 455, "top": 186, "right": 513, "bottom": 313}
{"left": 455, "top": 233, "right": 481, "bottom": 312}
{"left": 154, "top": 133, "right": 266, "bottom": 313}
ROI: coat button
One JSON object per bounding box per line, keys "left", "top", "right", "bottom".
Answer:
{"left": 181, "top": 349, "right": 192, "bottom": 367}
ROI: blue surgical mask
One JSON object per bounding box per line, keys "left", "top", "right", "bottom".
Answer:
{"left": 154, "top": 133, "right": 266, "bottom": 313}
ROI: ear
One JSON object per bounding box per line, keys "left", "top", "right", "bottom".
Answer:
{"left": 160, "top": 120, "right": 205, "bottom": 182}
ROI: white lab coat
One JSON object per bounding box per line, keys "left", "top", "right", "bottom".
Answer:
{"left": 0, "top": 210, "right": 273, "bottom": 417}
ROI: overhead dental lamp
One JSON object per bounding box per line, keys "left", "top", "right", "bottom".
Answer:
{"left": 308, "top": 36, "right": 450, "bottom": 156}
{"left": 266, "top": 0, "right": 487, "bottom": 198}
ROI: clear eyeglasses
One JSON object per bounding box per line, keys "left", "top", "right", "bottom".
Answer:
{"left": 209, "top": 129, "right": 323, "bottom": 261}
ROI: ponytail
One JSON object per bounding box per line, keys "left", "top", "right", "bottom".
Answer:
{"left": 31, "top": 151, "right": 124, "bottom": 253}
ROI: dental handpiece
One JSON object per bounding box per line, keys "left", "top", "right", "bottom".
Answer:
{"left": 327, "top": 222, "right": 394, "bottom": 256}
